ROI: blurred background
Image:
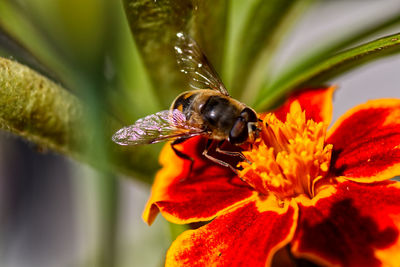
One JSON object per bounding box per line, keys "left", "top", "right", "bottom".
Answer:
{"left": 0, "top": 0, "right": 400, "bottom": 266}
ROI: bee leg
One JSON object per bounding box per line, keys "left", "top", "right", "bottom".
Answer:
{"left": 203, "top": 139, "right": 240, "bottom": 177}
{"left": 215, "top": 140, "right": 252, "bottom": 164}
{"left": 171, "top": 137, "right": 194, "bottom": 177}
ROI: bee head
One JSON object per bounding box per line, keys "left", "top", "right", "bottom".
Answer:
{"left": 229, "top": 108, "right": 258, "bottom": 145}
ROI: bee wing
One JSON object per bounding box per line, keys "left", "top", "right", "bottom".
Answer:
{"left": 112, "top": 109, "right": 205, "bottom": 145}
{"left": 175, "top": 32, "right": 229, "bottom": 96}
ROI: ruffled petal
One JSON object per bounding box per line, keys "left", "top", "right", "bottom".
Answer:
{"left": 292, "top": 179, "right": 400, "bottom": 267}
{"left": 273, "top": 86, "right": 335, "bottom": 125}
{"left": 327, "top": 99, "right": 400, "bottom": 182}
{"left": 143, "top": 136, "right": 254, "bottom": 225}
{"left": 166, "top": 196, "right": 298, "bottom": 267}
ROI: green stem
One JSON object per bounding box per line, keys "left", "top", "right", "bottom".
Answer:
{"left": 0, "top": 57, "right": 157, "bottom": 183}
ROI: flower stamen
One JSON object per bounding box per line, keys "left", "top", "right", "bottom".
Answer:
{"left": 239, "top": 101, "right": 333, "bottom": 200}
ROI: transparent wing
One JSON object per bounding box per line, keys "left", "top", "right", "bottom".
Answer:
{"left": 112, "top": 109, "right": 205, "bottom": 145}
{"left": 175, "top": 32, "right": 229, "bottom": 96}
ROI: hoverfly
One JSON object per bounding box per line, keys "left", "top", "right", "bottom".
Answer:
{"left": 112, "top": 32, "right": 261, "bottom": 174}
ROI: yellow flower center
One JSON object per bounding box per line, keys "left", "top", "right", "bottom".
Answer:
{"left": 238, "top": 101, "right": 333, "bottom": 200}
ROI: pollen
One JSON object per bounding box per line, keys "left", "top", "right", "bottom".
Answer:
{"left": 238, "top": 101, "right": 332, "bottom": 200}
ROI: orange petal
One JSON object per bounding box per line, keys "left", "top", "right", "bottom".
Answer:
{"left": 272, "top": 86, "right": 335, "bottom": 125}
{"left": 166, "top": 196, "right": 298, "bottom": 267}
{"left": 327, "top": 99, "right": 400, "bottom": 182}
{"left": 143, "top": 136, "right": 254, "bottom": 225}
{"left": 292, "top": 179, "right": 400, "bottom": 267}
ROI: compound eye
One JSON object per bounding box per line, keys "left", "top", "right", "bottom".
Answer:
{"left": 240, "top": 108, "right": 257, "bottom": 123}
{"left": 229, "top": 117, "right": 248, "bottom": 145}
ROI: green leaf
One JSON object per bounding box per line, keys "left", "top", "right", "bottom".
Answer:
{"left": 3, "top": 0, "right": 113, "bottom": 67}
{"left": 0, "top": 26, "right": 63, "bottom": 85}
{"left": 254, "top": 32, "right": 400, "bottom": 111}
{"left": 283, "top": 12, "right": 400, "bottom": 77}
{"left": 0, "top": 57, "right": 158, "bottom": 183}
{"left": 191, "top": 0, "right": 228, "bottom": 74}
{"left": 122, "top": 0, "right": 194, "bottom": 108}
{"left": 228, "top": 0, "right": 313, "bottom": 100}
{"left": 259, "top": 12, "right": 400, "bottom": 107}
{"left": 123, "top": 0, "right": 228, "bottom": 108}
{"left": 0, "top": 0, "right": 71, "bottom": 80}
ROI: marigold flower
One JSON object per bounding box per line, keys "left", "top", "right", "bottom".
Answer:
{"left": 143, "top": 86, "right": 400, "bottom": 267}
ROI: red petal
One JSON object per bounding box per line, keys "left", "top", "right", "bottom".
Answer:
{"left": 273, "top": 86, "right": 335, "bottom": 124}
{"left": 166, "top": 197, "right": 298, "bottom": 267}
{"left": 327, "top": 99, "right": 400, "bottom": 182}
{"left": 143, "top": 136, "right": 254, "bottom": 225}
{"left": 292, "top": 179, "right": 400, "bottom": 267}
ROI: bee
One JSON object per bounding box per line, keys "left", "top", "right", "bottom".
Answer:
{"left": 112, "top": 32, "right": 261, "bottom": 174}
